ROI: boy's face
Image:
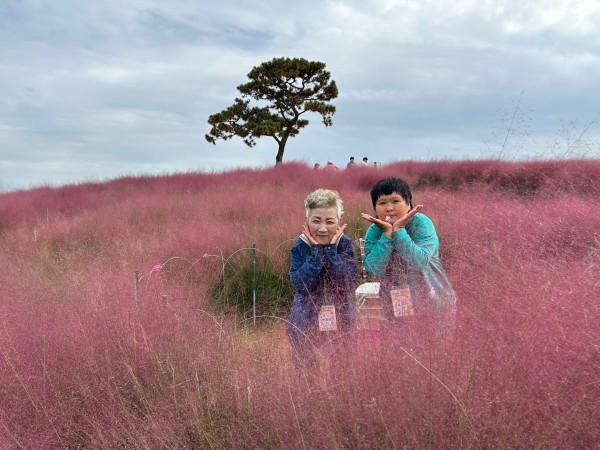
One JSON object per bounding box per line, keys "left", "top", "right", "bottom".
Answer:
{"left": 375, "top": 192, "right": 410, "bottom": 224}
{"left": 307, "top": 207, "right": 339, "bottom": 244}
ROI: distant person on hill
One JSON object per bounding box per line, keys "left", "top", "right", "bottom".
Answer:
{"left": 361, "top": 157, "right": 369, "bottom": 167}
{"left": 313, "top": 163, "right": 321, "bottom": 169}
{"left": 360, "top": 176, "right": 456, "bottom": 340}
{"left": 324, "top": 161, "right": 339, "bottom": 171}
{"left": 287, "top": 189, "right": 357, "bottom": 369}
{"left": 346, "top": 156, "right": 356, "bottom": 168}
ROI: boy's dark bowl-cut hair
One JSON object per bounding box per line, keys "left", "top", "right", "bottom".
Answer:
{"left": 370, "top": 176, "right": 413, "bottom": 209}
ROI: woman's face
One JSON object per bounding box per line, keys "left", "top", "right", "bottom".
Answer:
{"left": 307, "top": 206, "right": 339, "bottom": 244}
{"left": 375, "top": 192, "right": 410, "bottom": 224}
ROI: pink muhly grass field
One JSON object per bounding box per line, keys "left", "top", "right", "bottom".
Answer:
{"left": 0, "top": 159, "right": 599, "bottom": 448}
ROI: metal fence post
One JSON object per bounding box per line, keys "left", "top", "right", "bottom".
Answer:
{"left": 252, "top": 243, "right": 257, "bottom": 326}
{"left": 135, "top": 269, "right": 140, "bottom": 306}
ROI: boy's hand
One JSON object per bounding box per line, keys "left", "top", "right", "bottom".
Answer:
{"left": 361, "top": 205, "right": 423, "bottom": 237}
{"left": 392, "top": 205, "right": 422, "bottom": 230}
{"left": 361, "top": 213, "right": 393, "bottom": 236}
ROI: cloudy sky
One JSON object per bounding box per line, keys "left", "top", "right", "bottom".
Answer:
{"left": 1, "top": 0, "right": 599, "bottom": 190}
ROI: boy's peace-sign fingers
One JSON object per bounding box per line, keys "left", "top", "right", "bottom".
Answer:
{"left": 331, "top": 223, "right": 348, "bottom": 244}
{"left": 393, "top": 204, "right": 423, "bottom": 230}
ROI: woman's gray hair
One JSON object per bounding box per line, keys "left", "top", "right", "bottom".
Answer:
{"left": 304, "top": 188, "right": 344, "bottom": 219}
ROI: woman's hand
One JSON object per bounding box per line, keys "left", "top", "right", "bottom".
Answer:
{"left": 302, "top": 222, "right": 319, "bottom": 245}
{"left": 302, "top": 222, "right": 348, "bottom": 245}
{"left": 331, "top": 223, "right": 348, "bottom": 244}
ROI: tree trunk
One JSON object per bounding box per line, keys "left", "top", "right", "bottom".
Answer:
{"left": 276, "top": 129, "right": 291, "bottom": 164}
{"left": 275, "top": 143, "right": 285, "bottom": 164}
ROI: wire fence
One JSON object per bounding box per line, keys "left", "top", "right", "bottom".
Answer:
{"left": 133, "top": 232, "right": 599, "bottom": 324}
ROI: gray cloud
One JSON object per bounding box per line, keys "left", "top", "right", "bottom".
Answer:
{"left": 1, "top": 0, "right": 599, "bottom": 190}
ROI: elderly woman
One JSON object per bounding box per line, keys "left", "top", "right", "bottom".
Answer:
{"left": 286, "top": 189, "right": 357, "bottom": 368}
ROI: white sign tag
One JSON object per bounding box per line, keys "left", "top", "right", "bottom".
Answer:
{"left": 318, "top": 305, "right": 338, "bottom": 331}
{"left": 391, "top": 288, "right": 414, "bottom": 317}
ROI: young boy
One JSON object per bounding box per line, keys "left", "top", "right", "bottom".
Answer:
{"left": 286, "top": 189, "right": 357, "bottom": 368}
{"left": 361, "top": 177, "right": 456, "bottom": 335}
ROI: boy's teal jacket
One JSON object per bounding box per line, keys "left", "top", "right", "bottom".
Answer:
{"left": 363, "top": 212, "right": 456, "bottom": 312}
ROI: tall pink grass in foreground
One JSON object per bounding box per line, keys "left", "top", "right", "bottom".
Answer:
{"left": 0, "top": 160, "right": 599, "bottom": 448}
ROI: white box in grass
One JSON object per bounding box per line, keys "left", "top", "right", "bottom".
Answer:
{"left": 354, "top": 282, "right": 382, "bottom": 330}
